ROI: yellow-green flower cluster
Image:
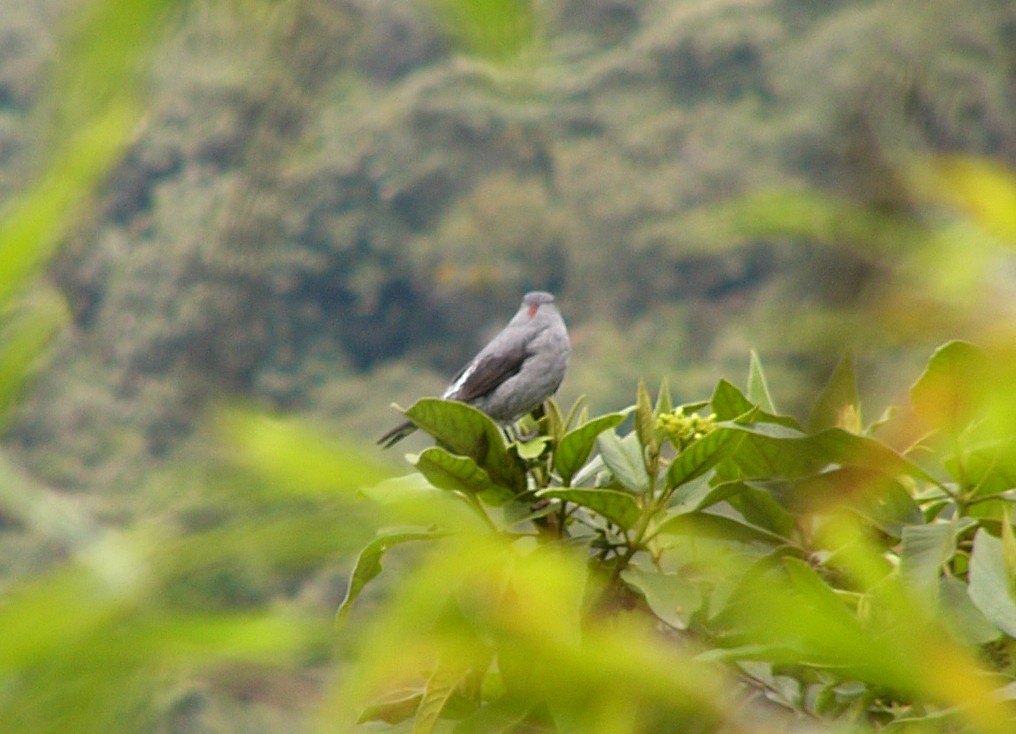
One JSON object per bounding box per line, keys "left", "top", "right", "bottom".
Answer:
{"left": 656, "top": 408, "right": 717, "bottom": 450}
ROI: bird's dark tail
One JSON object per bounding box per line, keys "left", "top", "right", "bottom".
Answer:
{"left": 377, "top": 420, "right": 416, "bottom": 449}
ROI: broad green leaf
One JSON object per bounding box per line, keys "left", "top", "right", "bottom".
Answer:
{"left": 669, "top": 478, "right": 748, "bottom": 514}
{"left": 716, "top": 422, "right": 935, "bottom": 483}
{"left": 764, "top": 468, "right": 923, "bottom": 537}
{"left": 596, "top": 430, "right": 650, "bottom": 493}
{"left": 782, "top": 558, "right": 864, "bottom": 634}
{"left": 656, "top": 510, "right": 791, "bottom": 547}
{"left": 939, "top": 576, "right": 1001, "bottom": 645}
{"left": 665, "top": 426, "right": 743, "bottom": 489}
{"left": 413, "top": 447, "right": 493, "bottom": 494}
{"left": 710, "top": 380, "right": 801, "bottom": 429}
{"left": 727, "top": 486, "right": 795, "bottom": 538}
{"left": 711, "top": 379, "right": 755, "bottom": 421}
{"left": 747, "top": 350, "right": 776, "bottom": 413}
{"left": 810, "top": 352, "right": 860, "bottom": 432}
{"left": 968, "top": 528, "right": 1016, "bottom": 637}
{"left": 899, "top": 519, "right": 976, "bottom": 605}
{"left": 621, "top": 567, "right": 702, "bottom": 630}
{"left": 539, "top": 488, "right": 641, "bottom": 530}
{"left": 403, "top": 398, "right": 526, "bottom": 492}
{"left": 553, "top": 412, "right": 627, "bottom": 485}
{"left": 337, "top": 530, "right": 443, "bottom": 624}
{"left": 910, "top": 340, "right": 990, "bottom": 435}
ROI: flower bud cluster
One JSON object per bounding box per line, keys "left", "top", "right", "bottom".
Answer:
{"left": 656, "top": 408, "right": 717, "bottom": 450}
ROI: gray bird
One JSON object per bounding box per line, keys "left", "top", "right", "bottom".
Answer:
{"left": 378, "top": 291, "right": 570, "bottom": 448}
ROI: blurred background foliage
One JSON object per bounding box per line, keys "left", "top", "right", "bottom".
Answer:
{"left": 1, "top": 0, "right": 1016, "bottom": 731}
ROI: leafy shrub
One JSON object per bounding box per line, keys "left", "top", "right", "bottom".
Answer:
{"left": 338, "top": 344, "right": 1016, "bottom": 733}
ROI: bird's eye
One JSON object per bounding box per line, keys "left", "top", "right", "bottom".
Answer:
{"left": 528, "top": 304, "right": 539, "bottom": 318}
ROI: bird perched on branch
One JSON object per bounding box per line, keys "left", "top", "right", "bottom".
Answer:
{"left": 378, "top": 291, "right": 570, "bottom": 448}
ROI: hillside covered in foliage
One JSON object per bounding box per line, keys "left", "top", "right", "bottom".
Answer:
{"left": 2, "top": 0, "right": 1014, "bottom": 496}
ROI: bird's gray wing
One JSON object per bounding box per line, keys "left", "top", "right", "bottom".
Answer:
{"left": 445, "top": 342, "right": 529, "bottom": 404}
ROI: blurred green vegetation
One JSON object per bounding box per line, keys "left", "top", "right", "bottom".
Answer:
{"left": 1, "top": 0, "right": 1016, "bottom": 731}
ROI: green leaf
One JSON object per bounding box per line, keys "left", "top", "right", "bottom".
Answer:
{"left": 715, "top": 422, "right": 935, "bottom": 483}
{"left": 620, "top": 567, "right": 702, "bottom": 630}
{"left": 539, "top": 488, "right": 641, "bottom": 530}
{"left": 514, "top": 435, "right": 550, "bottom": 460}
{"left": 414, "top": 664, "right": 467, "bottom": 734}
{"left": 656, "top": 510, "right": 791, "bottom": 547}
{"left": 337, "top": 530, "right": 443, "bottom": 624}
{"left": 413, "top": 447, "right": 493, "bottom": 494}
{"left": 554, "top": 413, "right": 627, "bottom": 485}
{"left": 635, "top": 378, "right": 657, "bottom": 458}
{"left": 710, "top": 380, "right": 801, "bottom": 429}
{"left": 562, "top": 394, "right": 587, "bottom": 432}
{"left": 727, "top": 486, "right": 795, "bottom": 538}
{"left": 810, "top": 351, "right": 860, "bottom": 432}
{"left": 899, "top": 519, "right": 976, "bottom": 605}
{"left": 939, "top": 576, "right": 1001, "bottom": 645}
{"left": 747, "top": 350, "right": 776, "bottom": 413}
{"left": 910, "top": 340, "right": 990, "bottom": 435}
{"left": 968, "top": 528, "right": 1016, "bottom": 637}
{"left": 358, "top": 688, "right": 423, "bottom": 725}
{"left": 665, "top": 426, "right": 743, "bottom": 489}
{"left": 655, "top": 377, "right": 673, "bottom": 416}
{"left": 669, "top": 478, "right": 748, "bottom": 514}
{"left": 544, "top": 398, "right": 565, "bottom": 444}
{"left": 403, "top": 398, "right": 526, "bottom": 492}
{"left": 597, "top": 430, "right": 650, "bottom": 493}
